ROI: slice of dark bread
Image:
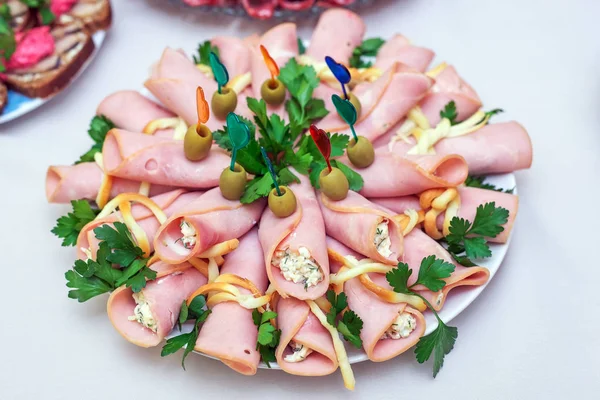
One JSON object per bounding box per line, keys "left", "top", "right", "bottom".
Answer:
{"left": 2, "top": 0, "right": 34, "bottom": 32}
{"left": 3, "top": 22, "right": 95, "bottom": 98}
{"left": 57, "top": 0, "right": 112, "bottom": 33}
{"left": 0, "top": 82, "right": 7, "bottom": 114}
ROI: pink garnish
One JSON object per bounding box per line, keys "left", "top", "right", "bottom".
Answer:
{"left": 5, "top": 27, "right": 55, "bottom": 71}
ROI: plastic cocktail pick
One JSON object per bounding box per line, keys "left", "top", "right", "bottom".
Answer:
{"left": 260, "top": 146, "right": 282, "bottom": 196}
{"left": 226, "top": 112, "right": 250, "bottom": 171}
{"left": 325, "top": 56, "right": 351, "bottom": 100}
{"left": 309, "top": 124, "right": 332, "bottom": 172}
{"left": 260, "top": 45, "right": 279, "bottom": 81}
{"left": 209, "top": 51, "right": 229, "bottom": 94}
{"left": 331, "top": 94, "right": 358, "bottom": 142}
{"left": 196, "top": 86, "right": 210, "bottom": 125}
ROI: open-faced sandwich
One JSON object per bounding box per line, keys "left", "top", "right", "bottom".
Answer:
{"left": 46, "top": 8, "right": 532, "bottom": 391}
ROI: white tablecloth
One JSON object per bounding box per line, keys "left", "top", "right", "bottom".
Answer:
{"left": 0, "top": 0, "right": 597, "bottom": 398}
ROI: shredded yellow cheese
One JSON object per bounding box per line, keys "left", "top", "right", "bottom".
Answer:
{"left": 93, "top": 153, "right": 112, "bottom": 209}
{"left": 420, "top": 188, "right": 461, "bottom": 239}
{"left": 187, "top": 273, "right": 271, "bottom": 311}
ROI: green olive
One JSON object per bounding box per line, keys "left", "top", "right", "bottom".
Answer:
{"left": 319, "top": 167, "right": 349, "bottom": 201}
{"left": 211, "top": 87, "right": 238, "bottom": 120}
{"left": 261, "top": 78, "right": 286, "bottom": 106}
{"left": 347, "top": 136, "right": 375, "bottom": 168}
{"left": 219, "top": 163, "right": 247, "bottom": 201}
{"left": 268, "top": 186, "right": 297, "bottom": 218}
{"left": 184, "top": 124, "right": 212, "bottom": 161}
{"left": 348, "top": 92, "right": 362, "bottom": 117}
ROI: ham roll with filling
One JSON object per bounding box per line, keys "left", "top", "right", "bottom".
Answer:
{"left": 194, "top": 228, "right": 268, "bottom": 376}
{"left": 306, "top": 8, "right": 365, "bottom": 64}
{"left": 258, "top": 172, "right": 329, "bottom": 300}
{"left": 375, "top": 34, "right": 435, "bottom": 73}
{"left": 107, "top": 261, "right": 206, "bottom": 348}
{"left": 318, "top": 190, "right": 402, "bottom": 264}
{"left": 276, "top": 297, "right": 338, "bottom": 376}
{"left": 327, "top": 237, "right": 425, "bottom": 362}
{"left": 154, "top": 187, "right": 265, "bottom": 264}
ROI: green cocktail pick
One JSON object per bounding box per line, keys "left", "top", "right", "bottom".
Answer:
{"left": 226, "top": 112, "right": 250, "bottom": 171}
{"left": 332, "top": 94, "right": 358, "bottom": 142}
{"left": 209, "top": 51, "right": 229, "bottom": 94}
{"left": 260, "top": 147, "right": 282, "bottom": 196}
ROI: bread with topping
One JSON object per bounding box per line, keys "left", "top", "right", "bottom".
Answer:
{"left": 56, "top": 0, "right": 112, "bottom": 33}
{"left": 3, "top": 22, "right": 95, "bottom": 98}
{"left": 0, "top": 82, "right": 7, "bottom": 114}
{"left": 2, "top": 0, "right": 35, "bottom": 32}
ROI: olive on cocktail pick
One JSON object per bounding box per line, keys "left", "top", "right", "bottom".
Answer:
{"left": 219, "top": 163, "right": 247, "bottom": 200}
{"left": 211, "top": 87, "right": 238, "bottom": 120}
{"left": 184, "top": 86, "right": 212, "bottom": 162}
{"left": 259, "top": 45, "right": 287, "bottom": 106}
{"left": 347, "top": 136, "right": 374, "bottom": 168}
{"left": 319, "top": 167, "right": 349, "bottom": 201}
{"left": 268, "top": 185, "right": 297, "bottom": 218}
{"left": 347, "top": 92, "right": 362, "bottom": 117}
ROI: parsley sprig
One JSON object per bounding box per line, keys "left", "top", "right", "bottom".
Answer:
{"left": 252, "top": 309, "right": 281, "bottom": 367}
{"left": 0, "top": 5, "right": 16, "bottom": 72}
{"left": 440, "top": 101, "right": 458, "bottom": 125}
{"left": 386, "top": 256, "right": 457, "bottom": 377}
{"left": 192, "top": 40, "right": 219, "bottom": 66}
{"left": 445, "top": 202, "right": 509, "bottom": 266}
{"left": 65, "top": 222, "right": 157, "bottom": 302}
{"left": 19, "top": 0, "right": 55, "bottom": 24}
{"left": 75, "top": 115, "right": 116, "bottom": 164}
{"left": 51, "top": 200, "right": 99, "bottom": 246}
{"left": 161, "top": 295, "right": 212, "bottom": 369}
{"left": 349, "top": 38, "right": 385, "bottom": 68}
{"left": 465, "top": 175, "right": 514, "bottom": 193}
{"left": 325, "top": 290, "right": 363, "bottom": 349}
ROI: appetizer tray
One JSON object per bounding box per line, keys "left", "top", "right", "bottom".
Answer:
{"left": 46, "top": 8, "right": 532, "bottom": 390}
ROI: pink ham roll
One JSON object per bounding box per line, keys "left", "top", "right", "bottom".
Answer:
{"left": 318, "top": 190, "right": 402, "bottom": 264}
{"left": 211, "top": 36, "right": 251, "bottom": 78}
{"left": 102, "top": 129, "right": 231, "bottom": 189}
{"left": 355, "top": 152, "right": 469, "bottom": 198}
{"left": 96, "top": 90, "right": 175, "bottom": 135}
{"left": 375, "top": 34, "right": 435, "bottom": 73}
{"left": 154, "top": 187, "right": 265, "bottom": 264}
{"left": 386, "top": 122, "right": 533, "bottom": 175}
{"left": 45, "top": 162, "right": 176, "bottom": 204}
{"left": 372, "top": 186, "right": 519, "bottom": 244}
{"left": 258, "top": 172, "right": 329, "bottom": 300}
{"left": 327, "top": 237, "right": 425, "bottom": 362}
{"left": 397, "top": 229, "right": 490, "bottom": 311}
{"left": 76, "top": 190, "right": 203, "bottom": 260}
{"left": 107, "top": 261, "right": 206, "bottom": 348}
{"left": 194, "top": 228, "right": 268, "bottom": 375}
{"left": 306, "top": 8, "right": 365, "bottom": 63}
{"left": 276, "top": 297, "right": 338, "bottom": 376}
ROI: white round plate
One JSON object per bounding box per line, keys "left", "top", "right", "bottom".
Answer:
{"left": 167, "top": 174, "right": 517, "bottom": 368}
{"left": 0, "top": 30, "right": 107, "bottom": 125}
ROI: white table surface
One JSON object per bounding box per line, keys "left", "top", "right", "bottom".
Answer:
{"left": 1, "top": 0, "right": 598, "bottom": 398}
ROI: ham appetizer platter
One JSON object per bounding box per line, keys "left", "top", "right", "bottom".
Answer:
{"left": 46, "top": 8, "right": 532, "bottom": 390}
{"left": 0, "top": 0, "right": 112, "bottom": 123}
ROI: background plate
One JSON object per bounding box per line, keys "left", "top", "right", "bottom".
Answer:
{"left": 0, "top": 30, "right": 107, "bottom": 125}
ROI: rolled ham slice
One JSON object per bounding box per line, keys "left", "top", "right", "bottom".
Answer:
{"left": 276, "top": 297, "right": 338, "bottom": 375}
{"left": 102, "top": 129, "right": 231, "bottom": 189}
{"left": 375, "top": 34, "right": 435, "bottom": 73}
{"left": 211, "top": 36, "right": 251, "bottom": 78}
{"left": 154, "top": 187, "right": 265, "bottom": 264}
{"left": 306, "top": 8, "right": 365, "bottom": 63}
{"left": 355, "top": 152, "right": 469, "bottom": 198}
{"left": 194, "top": 228, "right": 268, "bottom": 375}
{"left": 96, "top": 90, "right": 175, "bottom": 135}
{"left": 45, "top": 162, "right": 175, "bottom": 204}
{"left": 386, "top": 121, "right": 533, "bottom": 175}
{"left": 107, "top": 261, "right": 207, "bottom": 348}
{"left": 258, "top": 172, "right": 329, "bottom": 300}
{"left": 372, "top": 186, "right": 519, "bottom": 244}
{"left": 327, "top": 237, "right": 425, "bottom": 362}
{"left": 318, "top": 190, "right": 402, "bottom": 264}
{"left": 76, "top": 190, "right": 203, "bottom": 260}
{"left": 398, "top": 229, "right": 490, "bottom": 311}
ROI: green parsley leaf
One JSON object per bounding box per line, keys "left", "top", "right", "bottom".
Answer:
{"left": 349, "top": 38, "right": 385, "bottom": 68}
{"left": 124, "top": 265, "right": 157, "bottom": 293}
{"left": 283, "top": 149, "right": 313, "bottom": 175}
{"left": 252, "top": 309, "right": 281, "bottom": 368}
{"left": 213, "top": 117, "right": 264, "bottom": 176}
{"left": 470, "top": 202, "right": 510, "bottom": 237}
{"left": 161, "top": 330, "right": 194, "bottom": 358}
{"left": 188, "top": 295, "right": 208, "bottom": 318}
{"left": 414, "top": 313, "right": 458, "bottom": 378}
{"left": 65, "top": 266, "right": 113, "bottom": 302}
{"left": 94, "top": 222, "right": 144, "bottom": 262}
{"left": 0, "top": 12, "right": 16, "bottom": 72}
{"left": 257, "top": 320, "right": 277, "bottom": 345}
{"left": 277, "top": 167, "right": 300, "bottom": 186}
{"left": 413, "top": 255, "right": 455, "bottom": 292}
{"left": 386, "top": 262, "right": 412, "bottom": 294}
{"left": 192, "top": 40, "right": 219, "bottom": 66}
{"left": 338, "top": 310, "right": 363, "bottom": 348}
{"left": 464, "top": 175, "right": 514, "bottom": 193}
{"left": 331, "top": 160, "right": 364, "bottom": 192}
{"left": 38, "top": 5, "right": 55, "bottom": 24}
{"left": 297, "top": 38, "right": 306, "bottom": 55}
{"left": 440, "top": 101, "right": 458, "bottom": 125}
{"left": 51, "top": 200, "right": 99, "bottom": 246}
{"left": 178, "top": 300, "right": 189, "bottom": 330}
{"left": 240, "top": 174, "right": 272, "bottom": 204}
{"left": 75, "top": 115, "right": 116, "bottom": 164}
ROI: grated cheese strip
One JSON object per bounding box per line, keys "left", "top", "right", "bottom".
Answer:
{"left": 358, "top": 274, "right": 426, "bottom": 311}
{"left": 420, "top": 188, "right": 460, "bottom": 240}
{"left": 307, "top": 300, "right": 355, "bottom": 391}
{"left": 426, "top": 62, "right": 448, "bottom": 78}
{"left": 196, "top": 239, "right": 239, "bottom": 258}
{"left": 96, "top": 193, "right": 167, "bottom": 223}
{"left": 207, "top": 257, "right": 219, "bottom": 283}
{"left": 119, "top": 200, "right": 151, "bottom": 257}
{"left": 214, "top": 255, "right": 225, "bottom": 266}
{"left": 330, "top": 262, "right": 392, "bottom": 286}
{"left": 393, "top": 209, "right": 423, "bottom": 236}
{"left": 188, "top": 257, "right": 209, "bottom": 277}
{"left": 93, "top": 153, "right": 112, "bottom": 209}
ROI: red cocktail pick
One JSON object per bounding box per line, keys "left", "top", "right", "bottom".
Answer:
{"left": 309, "top": 124, "right": 332, "bottom": 172}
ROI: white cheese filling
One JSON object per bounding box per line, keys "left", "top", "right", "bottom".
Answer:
{"left": 128, "top": 291, "right": 158, "bottom": 332}
{"left": 381, "top": 312, "right": 417, "bottom": 340}
{"left": 272, "top": 247, "right": 323, "bottom": 289}
{"left": 284, "top": 341, "right": 313, "bottom": 363}
{"left": 374, "top": 220, "right": 392, "bottom": 257}
{"left": 179, "top": 220, "right": 197, "bottom": 250}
